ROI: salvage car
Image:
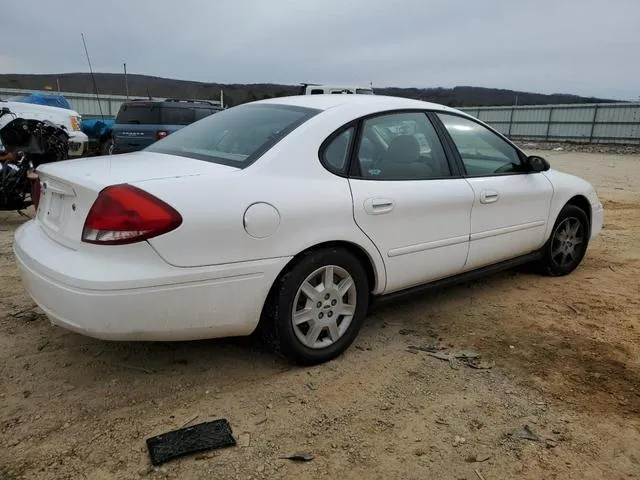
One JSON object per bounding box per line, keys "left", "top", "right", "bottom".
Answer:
{"left": 13, "top": 95, "right": 604, "bottom": 365}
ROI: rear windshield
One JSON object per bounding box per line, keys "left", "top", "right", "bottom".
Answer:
{"left": 145, "top": 104, "right": 321, "bottom": 168}
{"left": 116, "top": 103, "right": 161, "bottom": 124}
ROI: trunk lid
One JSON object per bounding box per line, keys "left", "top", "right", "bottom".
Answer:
{"left": 35, "top": 151, "right": 238, "bottom": 249}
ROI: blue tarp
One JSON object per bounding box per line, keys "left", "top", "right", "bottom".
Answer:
{"left": 81, "top": 118, "right": 115, "bottom": 139}
{"left": 17, "top": 93, "right": 73, "bottom": 110}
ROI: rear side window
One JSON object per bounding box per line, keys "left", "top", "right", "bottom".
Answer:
{"left": 115, "top": 103, "right": 161, "bottom": 124}
{"left": 161, "top": 107, "right": 195, "bottom": 125}
{"left": 322, "top": 127, "right": 354, "bottom": 173}
{"left": 194, "top": 108, "right": 218, "bottom": 120}
{"left": 146, "top": 104, "right": 321, "bottom": 168}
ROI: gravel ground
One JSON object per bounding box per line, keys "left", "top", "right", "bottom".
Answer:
{"left": 516, "top": 140, "right": 640, "bottom": 156}
{"left": 1, "top": 150, "right": 639, "bottom": 480}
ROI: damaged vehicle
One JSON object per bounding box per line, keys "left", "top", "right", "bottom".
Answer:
{"left": 2, "top": 95, "right": 88, "bottom": 157}
{"left": 0, "top": 106, "right": 69, "bottom": 211}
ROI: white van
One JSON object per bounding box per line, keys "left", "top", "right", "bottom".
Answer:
{"left": 299, "top": 83, "right": 375, "bottom": 95}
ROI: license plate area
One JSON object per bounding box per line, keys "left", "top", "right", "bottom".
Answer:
{"left": 38, "top": 179, "right": 76, "bottom": 231}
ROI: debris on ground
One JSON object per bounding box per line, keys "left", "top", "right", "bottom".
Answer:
{"left": 145, "top": 419, "right": 236, "bottom": 465}
{"left": 409, "top": 346, "right": 494, "bottom": 370}
{"left": 279, "top": 452, "right": 314, "bottom": 462}
{"left": 507, "top": 425, "right": 540, "bottom": 442}
{"left": 466, "top": 453, "right": 492, "bottom": 463}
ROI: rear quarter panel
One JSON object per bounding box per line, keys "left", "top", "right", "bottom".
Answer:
{"left": 139, "top": 109, "right": 389, "bottom": 293}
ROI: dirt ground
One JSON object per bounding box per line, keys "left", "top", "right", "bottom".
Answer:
{"left": 1, "top": 150, "right": 639, "bottom": 480}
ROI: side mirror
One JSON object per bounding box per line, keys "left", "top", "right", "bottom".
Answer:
{"left": 527, "top": 155, "right": 550, "bottom": 172}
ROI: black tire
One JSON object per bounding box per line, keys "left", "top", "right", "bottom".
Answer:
{"left": 259, "top": 247, "right": 369, "bottom": 365}
{"left": 534, "top": 204, "right": 590, "bottom": 276}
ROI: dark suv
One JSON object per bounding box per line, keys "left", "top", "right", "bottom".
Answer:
{"left": 112, "top": 99, "right": 223, "bottom": 154}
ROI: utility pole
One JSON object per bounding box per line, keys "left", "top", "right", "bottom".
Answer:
{"left": 124, "top": 63, "right": 129, "bottom": 100}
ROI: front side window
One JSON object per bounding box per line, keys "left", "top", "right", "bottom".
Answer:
{"left": 355, "top": 112, "right": 451, "bottom": 180}
{"left": 145, "top": 104, "right": 320, "bottom": 168}
{"left": 437, "top": 113, "right": 524, "bottom": 176}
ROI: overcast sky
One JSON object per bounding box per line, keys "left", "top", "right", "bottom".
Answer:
{"left": 1, "top": 0, "right": 638, "bottom": 99}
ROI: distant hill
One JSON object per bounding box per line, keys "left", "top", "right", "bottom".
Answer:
{"left": 0, "top": 73, "right": 619, "bottom": 107}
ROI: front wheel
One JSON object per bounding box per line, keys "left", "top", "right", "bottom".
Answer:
{"left": 535, "top": 204, "right": 590, "bottom": 276}
{"left": 260, "top": 248, "right": 369, "bottom": 365}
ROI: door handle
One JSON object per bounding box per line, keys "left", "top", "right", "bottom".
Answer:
{"left": 479, "top": 190, "right": 499, "bottom": 204}
{"left": 364, "top": 197, "right": 395, "bottom": 215}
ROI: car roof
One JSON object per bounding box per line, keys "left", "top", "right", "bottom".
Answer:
{"left": 254, "top": 94, "right": 462, "bottom": 115}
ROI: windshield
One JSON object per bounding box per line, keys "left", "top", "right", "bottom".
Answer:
{"left": 145, "top": 103, "right": 321, "bottom": 168}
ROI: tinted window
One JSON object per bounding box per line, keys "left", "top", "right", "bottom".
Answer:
{"left": 310, "top": 89, "right": 324, "bottom": 95}
{"left": 194, "top": 108, "right": 218, "bottom": 120}
{"left": 161, "top": 107, "right": 195, "bottom": 125}
{"left": 437, "top": 113, "right": 523, "bottom": 175}
{"left": 115, "top": 103, "right": 161, "bottom": 124}
{"left": 356, "top": 112, "right": 451, "bottom": 180}
{"left": 356, "top": 89, "right": 374, "bottom": 95}
{"left": 146, "top": 104, "right": 321, "bottom": 168}
{"left": 322, "top": 127, "right": 354, "bottom": 173}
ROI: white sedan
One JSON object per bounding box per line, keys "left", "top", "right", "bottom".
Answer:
{"left": 13, "top": 95, "right": 604, "bottom": 365}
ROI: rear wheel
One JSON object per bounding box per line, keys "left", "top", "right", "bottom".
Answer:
{"left": 259, "top": 248, "right": 369, "bottom": 365}
{"left": 535, "top": 204, "right": 590, "bottom": 276}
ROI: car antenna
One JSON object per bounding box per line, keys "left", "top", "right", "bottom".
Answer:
{"left": 80, "top": 32, "right": 104, "bottom": 121}
{"left": 146, "top": 88, "right": 153, "bottom": 100}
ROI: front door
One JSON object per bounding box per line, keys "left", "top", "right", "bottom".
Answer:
{"left": 435, "top": 112, "right": 554, "bottom": 271}
{"left": 344, "top": 111, "right": 475, "bottom": 293}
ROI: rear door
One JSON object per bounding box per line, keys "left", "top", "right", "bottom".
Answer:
{"left": 342, "top": 111, "right": 475, "bottom": 294}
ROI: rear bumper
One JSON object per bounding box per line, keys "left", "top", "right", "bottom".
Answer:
{"left": 13, "top": 220, "right": 291, "bottom": 341}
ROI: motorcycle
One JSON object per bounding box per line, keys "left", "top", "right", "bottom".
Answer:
{"left": 0, "top": 106, "right": 69, "bottom": 212}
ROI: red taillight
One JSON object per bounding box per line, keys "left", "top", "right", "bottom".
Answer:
{"left": 156, "top": 130, "right": 168, "bottom": 140}
{"left": 82, "top": 184, "right": 182, "bottom": 245}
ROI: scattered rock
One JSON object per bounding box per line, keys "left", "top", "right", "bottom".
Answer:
{"left": 413, "top": 448, "right": 427, "bottom": 457}
{"left": 238, "top": 433, "right": 251, "bottom": 448}
{"left": 279, "top": 452, "right": 314, "bottom": 462}
{"left": 507, "top": 425, "right": 540, "bottom": 441}
{"left": 545, "top": 439, "right": 558, "bottom": 449}
{"left": 138, "top": 466, "right": 153, "bottom": 476}
{"left": 399, "top": 329, "right": 416, "bottom": 335}
{"left": 256, "top": 464, "right": 265, "bottom": 473}
{"left": 453, "top": 436, "right": 466, "bottom": 447}
{"left": 466, "top": 453, "right": 492, "bottom": 463}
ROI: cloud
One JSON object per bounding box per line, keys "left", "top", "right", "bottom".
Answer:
{"left": 0, "top": 0, "right": 638, "bottom": 99}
